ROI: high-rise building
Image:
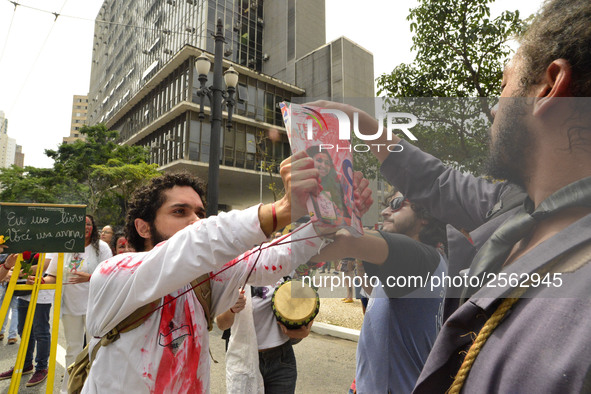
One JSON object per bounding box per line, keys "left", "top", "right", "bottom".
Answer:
{"left": 0, "top": 111, "right": 17, "bottom": 168}
{"left": 14, "top": 145, "right": 24, "bottom": 168}
{"left": 88, "top": 0, "right": 377, "bottom": 219}
{"left": 0, "top": 111, "right": 7, "bottom": 135}
{"left": 0, "top": 135, "right": 16, "bottom": 168}
{"left": 63, "top": 95, "right": 89, "bottom": 144}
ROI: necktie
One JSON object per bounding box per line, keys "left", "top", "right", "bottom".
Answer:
{"left": 461, "top": 176, "right": 591, "bottom": 301}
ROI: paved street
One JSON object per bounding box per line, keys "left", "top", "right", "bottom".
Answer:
{"left": 0, "top": 307, "right": 66, "bottom": 394}
{"left": 209, "top": 326, "right": 357, "bottom": 394}
{"left": 1, "top": 311, "right": 357, "bottom": 393}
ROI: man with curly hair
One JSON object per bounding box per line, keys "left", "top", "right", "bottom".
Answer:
{"left": 81, "top": 152, "right": 372, "bottom": 393}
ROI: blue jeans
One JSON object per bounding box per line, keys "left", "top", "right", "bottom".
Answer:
{"left": 17, "top": 299, "right": 51, "bottom": 370}
{"left": 0, "top": 284, "right": 19, "bottom": 339}
{"left": 258, "top": 341, "right": 297, "bottom": 393}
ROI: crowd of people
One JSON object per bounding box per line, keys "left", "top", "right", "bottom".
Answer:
{"left": 1, "top": 0, "right": 591, "bottom": 391}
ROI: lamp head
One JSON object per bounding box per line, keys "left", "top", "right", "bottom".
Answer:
{"left": 196, "top": 54, "right": 211, "bottom": 76}
{"left": 224, "top": 66, "right": 239, "bottom": 88}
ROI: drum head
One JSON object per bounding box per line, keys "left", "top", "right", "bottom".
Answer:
{"left": 272, "top": 280, "right": 319, "bottom": 329}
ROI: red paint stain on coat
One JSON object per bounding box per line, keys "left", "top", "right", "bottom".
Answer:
{"left": 99, "top": 255, "right": 143, "bottom": 275}
{"left": 153, "top": 296, "right": 203, "bottom": 393}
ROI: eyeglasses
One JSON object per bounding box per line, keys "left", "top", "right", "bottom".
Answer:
{"left": 388, "top": 196, "right": 409, "bottom": 212}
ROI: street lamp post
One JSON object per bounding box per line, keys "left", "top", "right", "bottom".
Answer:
{"left": 196, "top": 18, "right": 238, "bottom": 216}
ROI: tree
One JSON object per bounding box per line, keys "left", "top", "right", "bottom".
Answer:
{"left": 43, "top": 124, "right": 159, "bottom": 219}
{"left": 0, "top": 166, "right": 79, "bottom": 203}
{"left": 376, "top": 0, "right": 526, "bottom": 173}
{"left": 46, "top": 124, "right": 148, "bottom": 184}
{"left": 91, "top": 160, "right": 160, "bottom": 218}
{"left": 0, "top": 124, "right": 159, "bottom": 225}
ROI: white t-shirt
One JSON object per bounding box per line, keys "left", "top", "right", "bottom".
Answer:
{"left": 251, "top": 283, "right": 289, "bottom": 349}
{"left": 81, "top": 206, "right": 321, "bottom": 394}
{"left": 47, "top": 240, "right": 112, "bottom": 315}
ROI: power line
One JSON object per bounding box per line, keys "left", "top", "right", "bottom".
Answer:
{"left": 3, "top": 0, "right": 218, "bottom": 115}
{"left": 0, "top": 1, "right": 18, "bottom": 68}
{"left": 3, "top": 0, "right": 220, "bottom": 38}
{"left": 8, "top": 0, "right": 69, "bottom": 114}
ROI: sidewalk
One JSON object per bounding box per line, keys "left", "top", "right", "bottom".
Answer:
{"left": 310, "top": 272, "right": 364, "bottom": 342}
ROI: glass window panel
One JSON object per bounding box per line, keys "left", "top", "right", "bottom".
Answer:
{"left": 246, "top": 133, "right": 256, "bottom": 153}
{"left": 275, "top": 96, "right": 283, "bottom": 125}
{"left": 235, "top": 151, "right": 245, "bottom": 168}
{"left": 235, "top": 131, "right": 246, "bottom": 151}
{"left": 201, "top": 122, "right": 211, "bottom": 145}
{"left": 238, "top": 83, "right": 248, "bottom": 101}
{"left": 189, "top": 141, "right": 200, "bottom": 161}
{"left": 190, "top": 120, "right": 201, "bottom": 143}
{"left": 246, "top": 153, "right": 255, "bottom": 170}
{"left": 200, "top": 122, "right": 211, "bottom": 163}
{"left": 265, "top": 93, "right": 274, "bottom": 124}
{"left": 224, "top": 128, "right": 234, "bottom": 148}
{"left": 224, "top": 147, "right": 234, "bottom": 166}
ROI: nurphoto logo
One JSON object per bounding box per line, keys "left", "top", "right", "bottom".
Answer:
{"left": 305, "top": 109, "right": 418, "bottom": 153}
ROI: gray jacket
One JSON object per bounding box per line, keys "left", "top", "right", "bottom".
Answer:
{"left": 381, "top": 140, "right": 591, "bottom": 393}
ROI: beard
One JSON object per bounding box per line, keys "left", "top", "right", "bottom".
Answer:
{"left": 150, "top": 226, "right": 168, "bottom": 248}
{"left": 483, "top": 98, "right": 532, "bottom": 187}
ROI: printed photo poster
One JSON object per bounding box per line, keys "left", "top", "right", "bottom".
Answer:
{"left": 62, "top": 253, "right": 82, "bottom": 283}
{"left": 280, "top": 102, "right": 363, "bottom": 237}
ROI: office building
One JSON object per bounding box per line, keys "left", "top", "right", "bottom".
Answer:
{"left": 88, "top": 0, "right": 378, "bottom": 221}
{"left": 63, "top": 95, "right": 89, "bottom": 144}
{"left": 14, "top": 145, "right": 24, "bottom": 168}
{"left": 0, "top": 111, "right": 17, "bottom": 168}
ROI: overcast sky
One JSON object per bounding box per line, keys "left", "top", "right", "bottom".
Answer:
{"left": 0, "top": 0, "right": 542, "bottom": 168}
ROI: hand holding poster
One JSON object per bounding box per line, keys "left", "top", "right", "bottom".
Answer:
{"left": 280, "top": 102, "right": 363, "bottom": 236}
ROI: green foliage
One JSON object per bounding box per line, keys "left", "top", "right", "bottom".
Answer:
{"left": 0, "top": 124, "right": 159, "bottom": 226}
{"left": 376, "top": 0, "right": 525, "bottom": 174}
{"left": 45, "top": 124, "right": 149, "bottom": 183}
{"left": 0, "top": 165, "right": 85, "bottom": 204}
{"left": 90, "top": 161, "right": 160, "bottom": 216}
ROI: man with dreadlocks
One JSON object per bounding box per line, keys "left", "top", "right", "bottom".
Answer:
{"left": 80, "top": 152, "right": 372, "bottom": 393}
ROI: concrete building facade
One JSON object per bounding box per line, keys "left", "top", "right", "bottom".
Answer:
{"left": 0, "top": 111, "right": 17, "bottom": 168}
{"left": 0, "top": 111, "right": 7, "bottom": 135}
{"left": 0, "top": 134, "right": 16, "bottom": 168}
{"left": 88, "top": 0, "right": 380, "bottom": 223}
{"left": 14, "top": 145, "right": 24, "bottom": 168}
{"left": 63, "top": 95, "right": 89, "bottom": 144}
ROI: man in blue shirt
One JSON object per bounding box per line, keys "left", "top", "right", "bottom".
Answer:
{"left": 316, "top": 190, "right": 447, "bottom": 393}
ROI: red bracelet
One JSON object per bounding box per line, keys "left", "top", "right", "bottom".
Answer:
{"left": 271, "top": 203, "right": 277, "bottom": 233}
{"left": 2, "top": 262, "right": 10, "bottom": 270}
{"left": 41, "top": 278, "right": 45, "bottom": 284}
{"left": 230, "top": 307, "right": 236, "bottom": 314}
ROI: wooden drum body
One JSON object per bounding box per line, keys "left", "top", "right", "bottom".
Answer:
{"left": 272, "top": 279, "right": 320, "bottom": 329}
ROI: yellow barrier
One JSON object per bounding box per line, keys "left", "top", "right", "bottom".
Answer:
{"left": 0, "top": 252, "right": 64, "bottom": 393}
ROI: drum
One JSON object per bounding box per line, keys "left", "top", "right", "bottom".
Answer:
{"left": 272, "top": 279, "right": 320, "bottom": 329}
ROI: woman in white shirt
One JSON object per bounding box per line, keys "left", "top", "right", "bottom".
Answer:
{"left": 45, "top": 214, "right": 112, "bottom": 391}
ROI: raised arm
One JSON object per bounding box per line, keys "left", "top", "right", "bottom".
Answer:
{"left": 306, "top": 100, "right": 511, "bottom": 231}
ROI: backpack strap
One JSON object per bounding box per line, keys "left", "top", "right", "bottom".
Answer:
{"left": 191, "top": 273, "right": 213, "bottom": 331}
{"left": 90, "top": 273, "right": 212, "bottom": 364}
{"left": 89, "top": 299, "right": 161, "bottom": 364}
